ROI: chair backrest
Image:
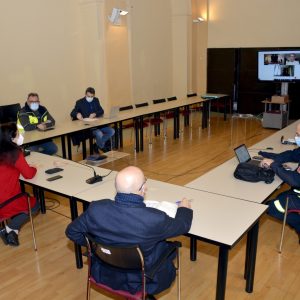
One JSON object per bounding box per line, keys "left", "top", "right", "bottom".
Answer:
{"left": 153, "top": 98, "right": 166, "bottom": 104}
{"left": 135, "top": 102, "right": 149, "bottom": 108}
{"left": 119, "top": 105, "right": 134, "bottom": 111}
{"left": 0, "top": 103, "right": 21, "bottom": 124}
{"left": 167, "top": 96, "right": 177, "bottom": 101}
{"left": 187, "top": 93, "right": 197, "bottom": 97}
{"left": 85, "top": 234, "right": 144, "bottom": 270}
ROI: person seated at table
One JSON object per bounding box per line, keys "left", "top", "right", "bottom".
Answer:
{"left": 65, "top": 166, "right": 193, "bottom": 299}
{"left": 259, "top": 123, "right": 300, "bottom": 243}
{"left": 0, "top": 122, "right": 39, "bottom": 247}
{"left": 17, "top": 92, "right": 58, "bottom": 155}
{"left": 70, "top": 87, "right": 115, "bottom": 153}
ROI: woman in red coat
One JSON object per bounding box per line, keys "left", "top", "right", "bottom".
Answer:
{"left": 0, "top": 122, "right": 39, "bottom": 246}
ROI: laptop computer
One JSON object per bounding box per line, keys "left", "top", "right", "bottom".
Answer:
{"left": 103, "top": 106, "right": 119, "bottom": 119}
{"left": 234, "top": 144, "right": 262, "bottom": 167}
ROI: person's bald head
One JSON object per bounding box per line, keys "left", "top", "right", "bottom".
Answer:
{"left": 115, "top": 166, "right": 146, "bottom": 195}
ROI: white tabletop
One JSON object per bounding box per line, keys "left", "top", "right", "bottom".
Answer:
{"left": 23, "top": 96, "right": 207, "bottom": 144}
{"left": 74, "top": 178, "right": 267, "bottom": 247}
{"left": 21, "top": 152, "right": 117, "bottom": 197}
{"left": 186, "top": 121, "right": 298, "bottom": 203}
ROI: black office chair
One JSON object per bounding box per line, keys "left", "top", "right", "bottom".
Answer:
{"left": 0, "top": 192, "right": 37, "bottom": 250}
{"left": 0, "top": 103, "right": 21, "bottom": 124}
{"left": 85, "top": 234, "right": 181, "bottom": 300}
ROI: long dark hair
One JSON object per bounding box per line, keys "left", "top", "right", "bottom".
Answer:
{"left": 0, "top": 122, "right": 20, "bottom": 165}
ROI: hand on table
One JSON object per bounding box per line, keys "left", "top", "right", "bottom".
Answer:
{"left": 37, "top": 123, "right": 46, "bottom": 130}
{"left": 77, "top": 113, "right": 83, "bottom": 120}
{"left": 89, "top": 113, "right": 96, "bottom": 119}
{"left": 178, "top": 198, "right": 192, "bottom": 209}
{"left": 260, "top": 158, "right": 274, "bottom": 168}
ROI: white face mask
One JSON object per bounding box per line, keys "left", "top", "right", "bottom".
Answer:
{"left": 13, "top": 134, "right": 24, "bottom": 146}
{"left": 86, "top": 96, "right": 94, "bottom": 103}
{"left": 295, "top": 136, "right": 300, "bottom": 147}
{"left": 29, "top": 103, "right": 39, "bottom": 111}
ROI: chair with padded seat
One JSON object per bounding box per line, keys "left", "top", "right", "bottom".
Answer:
{"left": 85, "top": 233, "right": 181, "bottom": 300}
{"left": 0, "top": 103, "right": 21, "bottom": 124}
{"left": 278, "top": 189, "right": 300, "bottom": 253}
{"left": 0, "top": 192, "right": 37, "bottom": 250}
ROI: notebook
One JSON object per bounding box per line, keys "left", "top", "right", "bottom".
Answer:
{"left": 103, "top": 106, "right": 119, "bottom": 119}
{"left": 144, "top": 200, "right": 178, "bottom": 218}
{"left": 234, "top": 144, "right": 262, "bottom": 167}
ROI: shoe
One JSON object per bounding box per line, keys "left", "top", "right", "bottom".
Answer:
{"left": 145, "top": 295, "right": 156, "bottom": 300}
{"left": 93, "top": 143, "right": 99, "bottom": 154}
{"left": 6, "top": 231, "right": 19, "bottom": 247}
{"left": 0, "top": 228, "right": 8, "bottom": 245}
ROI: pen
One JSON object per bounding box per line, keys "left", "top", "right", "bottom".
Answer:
{"left": 176, "top": 199, "right": 193, "bottom": 204}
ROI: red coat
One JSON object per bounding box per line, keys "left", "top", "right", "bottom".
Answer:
{"left": 0, "top": 152, "right": 37, "bottom": 218}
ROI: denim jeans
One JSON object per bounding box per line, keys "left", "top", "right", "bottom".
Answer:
{"left": 92, "top": 127, "right": 115, "bottom": 149}
{"left": 7, "top": 201, "right": 40, "bottom": 231}
{"left": 28, "top": 141, "right": 58, "bottom": 155}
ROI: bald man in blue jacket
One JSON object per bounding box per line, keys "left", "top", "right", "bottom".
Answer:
{"left": 66, "top": 166, "right": 193, "bottom": 299}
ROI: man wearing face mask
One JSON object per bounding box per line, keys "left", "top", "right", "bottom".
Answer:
{"left": 70, "top": 87, "right": 115, "bottom": 153}
{"left": 66, "top": 166, "right": 193, "bottom": 299}
{"left": 258, "top": 123, "right": 300, "bottom": 243}
{"left": 17, "top": 92, "right": 58, "bottom": 155}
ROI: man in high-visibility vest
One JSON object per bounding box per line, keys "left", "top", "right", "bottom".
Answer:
{"left": 259, "top": 123, "right": 300, "bottom": 244}
{"left": 18, "top": 92, "right": 58, "bottom": 155}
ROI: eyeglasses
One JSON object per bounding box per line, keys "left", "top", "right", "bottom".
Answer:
{"left": 138, "top": 177, "right": 147, "bottom": 191}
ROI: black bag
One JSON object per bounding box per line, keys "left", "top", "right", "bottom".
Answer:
{"left": 234, "top": 162, "right": 275, "bottom": 184}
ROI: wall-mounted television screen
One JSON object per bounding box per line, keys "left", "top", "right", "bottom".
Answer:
{"left": 258, "top": 50, "right": 300, "bottom": 81}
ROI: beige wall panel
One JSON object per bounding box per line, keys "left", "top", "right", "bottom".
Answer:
{"left": 0, "top": 0, "right": 85, "bottom": 122}
{"left": 208, "top": 0, "right": 300, "bottom": 48}
{"left": 130, "top": 0, "right": 173, "bottom": 102}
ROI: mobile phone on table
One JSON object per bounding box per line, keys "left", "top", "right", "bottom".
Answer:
{"left": 47, "top": 175, "right": 63, "bottom": 181}
{"left": 45, "top": 168, "right": 63, "bottom": 174}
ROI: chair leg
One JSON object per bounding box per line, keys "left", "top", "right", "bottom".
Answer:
{"left": 177, "top": 248, "right": 181, "bottom": 300}
{"left": 278, "top": 197, "right": 289, "bottom": 253}
{"left": 26, "top": 196, "right": 37, "bottom": 251}
{"left": 86, "top": 279, "right": 91, "bottom": 300}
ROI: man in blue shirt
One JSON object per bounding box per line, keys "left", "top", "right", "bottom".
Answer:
{"left": 70, "top": 87, "right": 115, "bottom": 152}
{"left": 259, "top": 123, "right": 300, "bottom": 243}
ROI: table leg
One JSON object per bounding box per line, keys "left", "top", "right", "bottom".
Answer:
{"left": 224, "top": 97, "right": 227, "bottom": 121}
{"left": 61, "top": 135, "right": 66, "bottom": 158}
{"left": 82, "top": 140, "right": 87, "bottom": 159}
{"left": 119, "top": 121, "right": 123, "bottom": 148}
{"left": 245, "top": 221, "right": 259, "bottom": 293}
{"left": 176, "top": 108, "right": 180, "bottom": 138}
{"left": 140, "top": 116, "right": 144, "bottom": 152}
{"left": 173, "top": 111, "right": 177, "bottom": 139}
{"left": 202, "top": 101, "right": 208, "bottom": 129}
{"left": 114, "top": 122, "right": 119, "bottom": 149}
{"left": 216, "top": 246, "right": 229, "bottom": 300}
{"left": 135, "top": 117, "right": 140, "bottom": 152}
{"left": 67, "top": 135, "right": 72, "bottom": 160}
{"left": 190, "top": 237, "right": 197, "bottom": 261}
{"left": 39, "top": 189, "right": 46, "bottom": 214}
{"left": 69, "top": 197, "right": 83, "bottom": 269}
{"left": 244, "top": 231, "right": 251, "bottom": 279}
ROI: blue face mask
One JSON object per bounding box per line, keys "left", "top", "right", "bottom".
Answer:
{"left": 29, "top": 103, "right": 39, "bottom": 111}
{"left": 295, "top": 136, "right": 300, "bottom": 147}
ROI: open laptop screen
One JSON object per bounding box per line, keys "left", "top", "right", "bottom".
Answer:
{"left": 234, "top": 144, "right": 251, "bottom": 163}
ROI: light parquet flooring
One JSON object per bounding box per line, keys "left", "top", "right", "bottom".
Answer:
{"left": 1, "top": 113, "right": 300, "bottom": 300}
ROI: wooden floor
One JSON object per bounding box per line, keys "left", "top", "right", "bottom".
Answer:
{"left": 1, "top": 113, "right": 300, "bottom": 300}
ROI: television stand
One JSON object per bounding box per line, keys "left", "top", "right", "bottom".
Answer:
{"left": 261, "top": 97, "right": 290, "bottom": 129}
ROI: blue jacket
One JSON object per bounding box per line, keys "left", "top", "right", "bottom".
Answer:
{"left": 259, "top": 148, "right": 300, "bottom": 188}
{"left": 70, "top": 97, "right": 104, "bottom": 120}
{"left": 65, "top": 194, "right": 193, "bottom": 295}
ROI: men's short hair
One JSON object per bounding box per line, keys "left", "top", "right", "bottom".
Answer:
{"left": 27, "top": 92, "right": 39, "bottom": 100}
{"left": 85, "top": 87, "right": 95, "bottom": 95}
